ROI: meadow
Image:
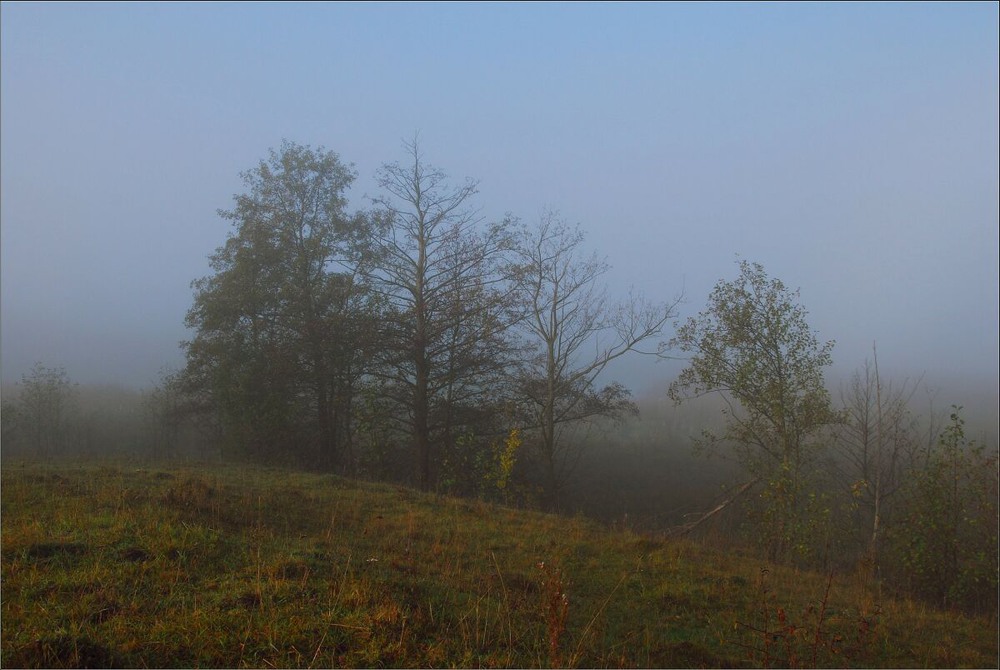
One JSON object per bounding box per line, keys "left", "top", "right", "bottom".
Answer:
{"left": 1, "top": 461, "right": 996, "bottom": 668}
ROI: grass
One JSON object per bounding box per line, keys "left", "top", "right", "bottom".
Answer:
{"left": 1, "top": 461, "right": 997, "bottom": 668}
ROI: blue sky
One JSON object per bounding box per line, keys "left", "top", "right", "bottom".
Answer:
{"left": 2, "top": 2, "right": 997, "bottom": 400}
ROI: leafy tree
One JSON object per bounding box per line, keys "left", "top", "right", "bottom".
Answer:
{"left": 669, "top": 260, "right": 836, "bottom": 561}
{"left": 514, "top": 211, "right": 680, "bottom": 509}
{"left": 368, "top": 137, "right": 518, "bottom": 491}
{"left": 183, "top": 141, "right": 372, "bottom": 469}
{"left": 890, "top": 407, "right": 998, "bottom": 613}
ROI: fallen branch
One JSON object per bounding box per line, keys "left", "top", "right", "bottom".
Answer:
{"left": 664, "top": 478, "right": 760, "bottom": 537}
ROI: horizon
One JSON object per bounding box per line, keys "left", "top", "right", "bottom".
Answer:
{"left": 2, "top": 3, "right": 997, "bottom": 406}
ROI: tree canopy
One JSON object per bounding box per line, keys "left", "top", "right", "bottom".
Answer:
{"left": 183, "top": 141, "right": 371, "bottom": 469}
{"left": 669, "top": 260, "right": 836, "bottom": 560}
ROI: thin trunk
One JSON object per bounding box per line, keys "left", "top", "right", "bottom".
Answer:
{"left": 541, "top": 273, "right": 561, "bottom": 508}
{"left": 414, "top": 218, "right": 431, "bottom": 490}
{"left": 870, "top": 344, "right": 883, "bottom": 564}
{"left": 415, "top": 359, "right": 430, "bottom": 490}
{"left": 314, "top": 346, "right": 335, "bottom": 471}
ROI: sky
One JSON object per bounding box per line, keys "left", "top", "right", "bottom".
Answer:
{"left": 2, "top": 3, "right": 998, "bottom": 405}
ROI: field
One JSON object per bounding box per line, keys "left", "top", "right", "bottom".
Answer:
{"left": 1, "top": 462, "right": 997, "bottom": 668}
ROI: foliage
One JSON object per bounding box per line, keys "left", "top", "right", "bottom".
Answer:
{"left": 463, "top": 427, "right": 526, "bottom": 505}
{"left": 352, "top": 381, "right": 405, "bottom": 481}
{"left": 182, "top": 140, "right": 372, "bottom": 470}
{"left": 669, "top": 260, "right": 836, "bottom": 562}
{"left": 494, "top": 428, "right": 522, "bottom": 497}
{"left": 889, "top": 407, "right": 999, "bottom": 614}
{"left": 174, "top": 140, "right": 683, "bottom": 500}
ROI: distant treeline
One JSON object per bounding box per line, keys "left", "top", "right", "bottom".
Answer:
{"left": 0, "top": 367, "right": 217, "bottom": 463}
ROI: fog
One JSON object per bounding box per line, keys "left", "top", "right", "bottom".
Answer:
{"left": 2, "top": 4, "right": 997, "bottom": 412}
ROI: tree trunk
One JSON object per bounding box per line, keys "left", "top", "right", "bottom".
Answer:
{"left": 415, "top": 359, "right": 430, "bottom": 490}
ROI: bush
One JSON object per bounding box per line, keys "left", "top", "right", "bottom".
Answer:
{"left": 888, "top": 408, "right": 999, "bottom": 614}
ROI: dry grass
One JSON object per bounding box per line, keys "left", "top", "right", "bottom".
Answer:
{"left": 1, "top": 461, "right": 996, "bottom": 668}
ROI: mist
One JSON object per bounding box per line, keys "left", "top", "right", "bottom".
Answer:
{"left": 2, "top": 4, "right": 996, "bottom": 412}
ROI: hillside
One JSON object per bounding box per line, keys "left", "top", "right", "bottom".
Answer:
{"left": 1, "top": 462, "right": 996, "bottom": 668}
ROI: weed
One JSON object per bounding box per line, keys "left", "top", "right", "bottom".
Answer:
{"left": 732, "top": 565, "right": 889, "bottom": 669}
{"left": 537, "top": 560, "right": 570, "bottom": 667}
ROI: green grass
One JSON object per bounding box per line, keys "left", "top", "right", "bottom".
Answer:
{"left": 1, "top": 461, "right": 996, "bottom": 668}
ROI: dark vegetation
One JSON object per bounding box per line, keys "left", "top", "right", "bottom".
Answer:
{"left": 1, "top": 139, "right": 997, "bottom": 667}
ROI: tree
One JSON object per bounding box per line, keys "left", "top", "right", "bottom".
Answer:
{"left": 830, "top": 350, "right": 925, "bottom": 570}
{"left": 16, "top": 362, "right": 75, "bottom": 458}
{"left": 669, "top": 260, "right": 836, "bottom": 561}
{"left": 144, "top": 367, "right": 195, "bottom": 461}
{"left": 368, "top": 137, "right": 518, "bottom": 491}
{"left": 515, "top": 211, "right": 680, "bottom": 509}
{"left": 183, "top": 140, "right": 371, "bottom": 470}
{"left": 891, "top": 408, "right": 998, "bottom": 613}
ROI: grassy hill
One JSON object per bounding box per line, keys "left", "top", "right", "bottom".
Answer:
{"left": 1, "top": 462, "right": 996, "bottom": 668}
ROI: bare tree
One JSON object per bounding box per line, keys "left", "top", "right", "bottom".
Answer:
{"left": 831, "top": 347, "right": 926, "bottom": 568}
{"left": 515, "top": 211, "right": 680, "bottom": 508}
{"left": 369, "top": 137, "right": 517, "bottom": 491}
